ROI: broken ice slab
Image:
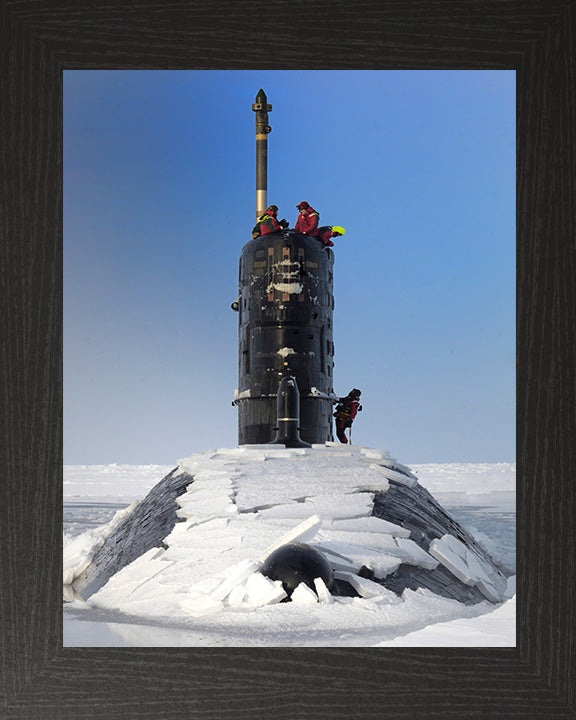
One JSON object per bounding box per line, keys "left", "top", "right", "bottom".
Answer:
{"left": 334, "top": 572, "right": 402, "bottom": 605}
{"left": 395, "top": 538, "right": 439, "bottom": 570}
{"left": 314, "top": 577, "right": 333, "bottom": 604}
{"left": 256, "top": 514, "right": 322, "bottom": 562}
{"left": 291, "top": 582, "right": 318, "bottom": 605}
{"left": 313, "top": 543, "right": 364, "bottom": 573}
{"left": 428, "top": 534, "right": 506, "bottom": 602}
{"left": 326, "top": 516, "right": 411, "bottom": 538}
{"left": 177, "top": 498, "right": 238, "bottom": 519}
{"left": 360, "top": 448, "right": 391, "bottom": 460}
{"left": 439, "top": 533, "right": 468, "bottom": 558}
{"left": 227, "top": 582, "right": 247, "bottom": 607}
{"left": 476, "top": 577, "right": 504, "bottom": 603}
{"left": 244, "top": 572, "right": 287, "bottom": 607}
{"left": 429, "top": 537, "right": 476, "bottom": 585}
{"left": 313, "top": 541, "right": 401, "bottom": 577}
{"left": 257, "top": 493, "right": 374, "bottom": 521}
{"left": 164, "top": 515, "right": 230, "bottom": 545}
{"left": 353, "top": 476, "right": 390, "bottom": 493}
{"left": 314, "top": 534, "right": 438, "bottom": 572}
{"left": 209, "top": 559, "right": 262, "bottom": 601}
{"left": 368, "top": 463, "right": 418, "bottom": 487}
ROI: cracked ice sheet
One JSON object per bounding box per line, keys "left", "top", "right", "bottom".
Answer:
{"left": 193, "top": 450, "right": 391, "bottom": 511}
{"left": 81, "top": 447, "right": 433, "bottom": 619}
{"left": 255, "top": 493, "right": 374, "bottom": 520}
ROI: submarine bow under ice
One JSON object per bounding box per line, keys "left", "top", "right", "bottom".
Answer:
{"left": 67, "top": 450, "right": 511, "bottom": 608}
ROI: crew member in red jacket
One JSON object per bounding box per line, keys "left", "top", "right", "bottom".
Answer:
{"left": 295, "top": 201, "right": 320, "bottom": 236}
{"left": 252, "top": 205, "right": 288, "bottom": 238}
{"left": 317, "top": 225, "right": 345, "bottom": 247}
{"left": 333, "top": 389, "right": 362, "bottom": 444}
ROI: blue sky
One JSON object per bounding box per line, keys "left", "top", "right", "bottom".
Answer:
{"left": 64, "top": 70, "right": 515, "bottom": 465}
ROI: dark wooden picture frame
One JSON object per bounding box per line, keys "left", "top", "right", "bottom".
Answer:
{"left": 2, "top": 1, "right": 574, "bottom": 717}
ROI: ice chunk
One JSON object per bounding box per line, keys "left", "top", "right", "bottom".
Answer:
{"left": 291, "top": 582, "right": 318, "bottom": 605}
{"left": 277, "top": 347, "right": 297, "bottom": 358}
{"left": 326, "top": 556, "right": 365, "bottom": 573}
{"left": 354, "top": 474, "right": 390, "bottom": 492}
{"left": 227, "top": 583, "right": 247, "bottom": 607}
{"left": 313, "top": 543, "right": 363, "bottom": 573}
{"left": 365, "top": 558, "right": 402, "bottom": 579}
{"left": 395, "top": 538, "right": 439, "bottom": 570}
{"left": 369, "top": 463, "right": 418, "bottom": 487}
{"left": 327, "top": 517, "right": 411, "bottom": 538}
{"left": 429, "top": 538, "right": 475, "bottom": 584}
{"left": 313, "top": 577, "right": 333, "bottom": 604}
{"left": 361, "top": 449, "right": 388, "bottom": 460}
{"left": 233, "top": 388, "right": 252, "bottom": 400}
{"left": 441, "top": 534, "right": 468, "bottom": 559}
{"left": 245, "top": 572, "right": 287, "bottom": 606}
{"left": 429, "top": 535, "right": 506, "bottom": 601}
{"left": 334, "top": 571, "right": 400, "bottom": 601}
{"left": 177, "top": 499, "right": 237, "bottom": 518}
{"left": 257, "top": 515, "right": 322, "bottom": 562}
{"left": 210, "top": 559, "right": 262, "bottom": 601}
{"left": 258, "top": 493, "right": 373, "bottom": 520}
{"left": 476, "top": 577, "right": 503, "bottom": 603}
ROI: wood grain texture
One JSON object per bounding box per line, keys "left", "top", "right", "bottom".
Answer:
{"left": 1, "top": 0, "right": 574, "bottom": 717}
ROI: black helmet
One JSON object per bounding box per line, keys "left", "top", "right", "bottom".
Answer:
{"left": 267, "top": 204, "right": 278, "bottom": 213}
{"left": 350, "top": 388, "right": 361, "bottom": 398}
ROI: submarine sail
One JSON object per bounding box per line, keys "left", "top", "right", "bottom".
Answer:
{"left": 234, "top": 231, "right": 335, "bottom": 445}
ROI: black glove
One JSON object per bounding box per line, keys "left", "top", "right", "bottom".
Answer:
{"left": 358, "top": 405, "right": 363, "bottom": 411}
{"left": 279, "top": 219, "right": 289, "bottom": 229}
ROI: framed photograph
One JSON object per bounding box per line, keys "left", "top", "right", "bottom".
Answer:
{"left": 2, "top": 1, "right": 573, "bottom": 717}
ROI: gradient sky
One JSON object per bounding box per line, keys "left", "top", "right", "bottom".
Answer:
{"left": 64, "top": 69, "right": 515, "bottom": 465}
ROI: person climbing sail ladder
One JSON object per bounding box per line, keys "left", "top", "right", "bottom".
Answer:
{"left": 333, "top": 389, "right": 362, "bottom": 444}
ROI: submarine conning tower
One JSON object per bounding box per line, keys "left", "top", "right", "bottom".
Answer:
{"left": 234, "top": 230, "right": 335, "bottom": 445}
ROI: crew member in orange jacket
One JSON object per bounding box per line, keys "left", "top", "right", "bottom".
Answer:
{"left": 295, "top": 201, "right": 320, "bottom": 236}
{"left": 333, "top": 389, "right": 362, "bottom": 444}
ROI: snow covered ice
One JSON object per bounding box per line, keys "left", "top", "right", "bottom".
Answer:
{"left": 63, "top": 445, "right": 515, "bottom": 647}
